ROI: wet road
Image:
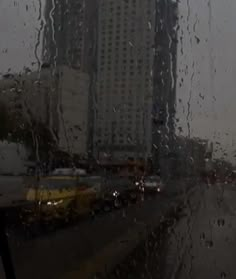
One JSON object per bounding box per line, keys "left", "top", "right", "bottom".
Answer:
{"left": 0, "top": 176, "right": 196, "bottom": 279}
{"left": 7, "top": 194, "right": 171, "bottom": 279}
{"left": 168, "top": 182, "right": 236, "bottom": 279}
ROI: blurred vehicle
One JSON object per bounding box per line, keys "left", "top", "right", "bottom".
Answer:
{"left": 91, "top": 177, "right": 138, "bottom": 212}
{"left": 50, "top": 168, "right": 87, "bottom": 176}
{"left": 21, "top": 175, "right": 139, "bottom": 225}
{"left": 22, "top": 175, "right": 102, "bottom": 225}
{"left": 136, "top": 175, "right": 164, "bottom": 193}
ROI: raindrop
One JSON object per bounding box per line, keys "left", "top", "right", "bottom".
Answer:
{"left": 217, "top": 218, "right": 225, "bottom": 227}
{"left": 200, "top": 232, "right": 205, "bottom": 241}
{"left": 199, "top": 93, "right": 204, "bottom": 100}
{"left": 93, "top": 273, "right": 102, "bottom": 279}
{"left": 205, "top": 240, "right": 213, "bottom": 248}
{"left": 127, "top": 136, "right": 132, "bottom": 144}
{"left": 189, "top": 156, "right": 194, "bottom": 164}
{"left": 195, "top": 35, "right": 200, "bottom": 44}
{"left": 220, "top": 271, "right": 227, "bottom": 278}
{"left": 122, "top": 209, "right": 126, "bottom": 218}
{"left": 128, "top": 41, "right": 134, "bottom": 47}
{"left": 153, "top": 144, "right": 158, "bottom": 150}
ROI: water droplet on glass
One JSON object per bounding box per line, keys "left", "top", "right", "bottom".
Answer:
{"left": 128, "top": 41, "right": 134, "bottom": 47}
{"left": 200, "top": 232, "right": 205, "bottom": 241}
{"left": 220, "top": 271, "right": 227, "bottom": 278}
{"left": 153, "top": 144, "right": 158, "bottom": 150}
{"left": 195, "top": 35, "right": 200, "bottom": 44}
{"left": 217, "top": 218, "right": 225, "bottom": 227}
{"left": 205, "top": 240, "right": 213, "bottom": 248}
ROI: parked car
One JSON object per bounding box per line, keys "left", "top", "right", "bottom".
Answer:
{"left": 23, "top": 175, "right": 103, "bottom": 225}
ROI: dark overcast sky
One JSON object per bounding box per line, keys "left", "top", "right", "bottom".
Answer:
{"left": 1, "top": 0, "right": 236, "bottom": 162}
{"left": 176, "top": 0, "right": 236, "bottom": 162}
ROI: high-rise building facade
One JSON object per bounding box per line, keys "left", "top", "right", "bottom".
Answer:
{"left": 94, "top": 0, "right": 156, "bottom": 161}
{"left": 94, "top": 0, "right": 178, "bottom": 165}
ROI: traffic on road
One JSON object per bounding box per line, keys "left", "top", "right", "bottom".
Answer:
{"left": 1, "top": 170, "right": 166, "bottom": 233}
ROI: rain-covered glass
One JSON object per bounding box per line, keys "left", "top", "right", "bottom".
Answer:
{"left": 0, "top": 0, "right": 235, "bottom": 278}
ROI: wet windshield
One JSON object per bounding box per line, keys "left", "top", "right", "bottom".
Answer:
{"left": 0, "top": 0, "right": 236, "bottom": 278}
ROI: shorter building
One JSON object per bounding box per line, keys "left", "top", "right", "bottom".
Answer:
{"left": 0, "top": 141, "right": 29, "bottom": 175}
{"left": 0, "top": 67, "right": 58, "bottom": 127}
{"left": 0, "top": 66, "right": 90, "bottom": 159}
{"left": 57, "top": 66, "right": 90, "bottom": 158}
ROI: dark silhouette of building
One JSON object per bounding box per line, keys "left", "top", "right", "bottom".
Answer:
{"left": 152, "top": 0, "right": 179, "bottom": 177}
{"left": 42, "top": 0, "right": 97, "bottom": 72}
{"left": 42, "top": 0, "right": 98, "bottom": 159}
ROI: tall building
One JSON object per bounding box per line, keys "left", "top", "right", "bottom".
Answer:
{"left": 43, "top": 0, "right": 97, "bottom": 71}
{"left": 94, "top": 0, "right": 178, "bottom": 165}
{"left": 42, "top": 0, "right": 98, "bottom": 158}
{"left": 95, "top": 0, "right": 156, "bottom": 161}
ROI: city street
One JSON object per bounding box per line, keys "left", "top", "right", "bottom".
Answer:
{"left": 0, "top": 176, "right": 195, "bottom": 279}
{"left": 7, "top": 195, "right": 167, "bottom": 279}
{"left": 165, "top": 182, "right": 236, "bottom": 279}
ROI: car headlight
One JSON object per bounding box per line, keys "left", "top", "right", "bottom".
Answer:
{"left": 113, "top": 191, "right": 119, "bottom": 197}
{"left": 139, "top": 186, "right": 145, "bottom": 192}
{"left": 46, "top": 200, "right": 63, "bottom": 206}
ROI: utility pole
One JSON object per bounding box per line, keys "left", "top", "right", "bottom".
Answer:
{"left": 0, "top": 208, "right": 16, "bottom": 279}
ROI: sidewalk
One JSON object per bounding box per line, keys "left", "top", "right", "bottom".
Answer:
{"left": 163, "top": 184, "right": 203, "bottom": 279}
{"left": 168, "top": 183, "right": 236, "bottom": 279}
